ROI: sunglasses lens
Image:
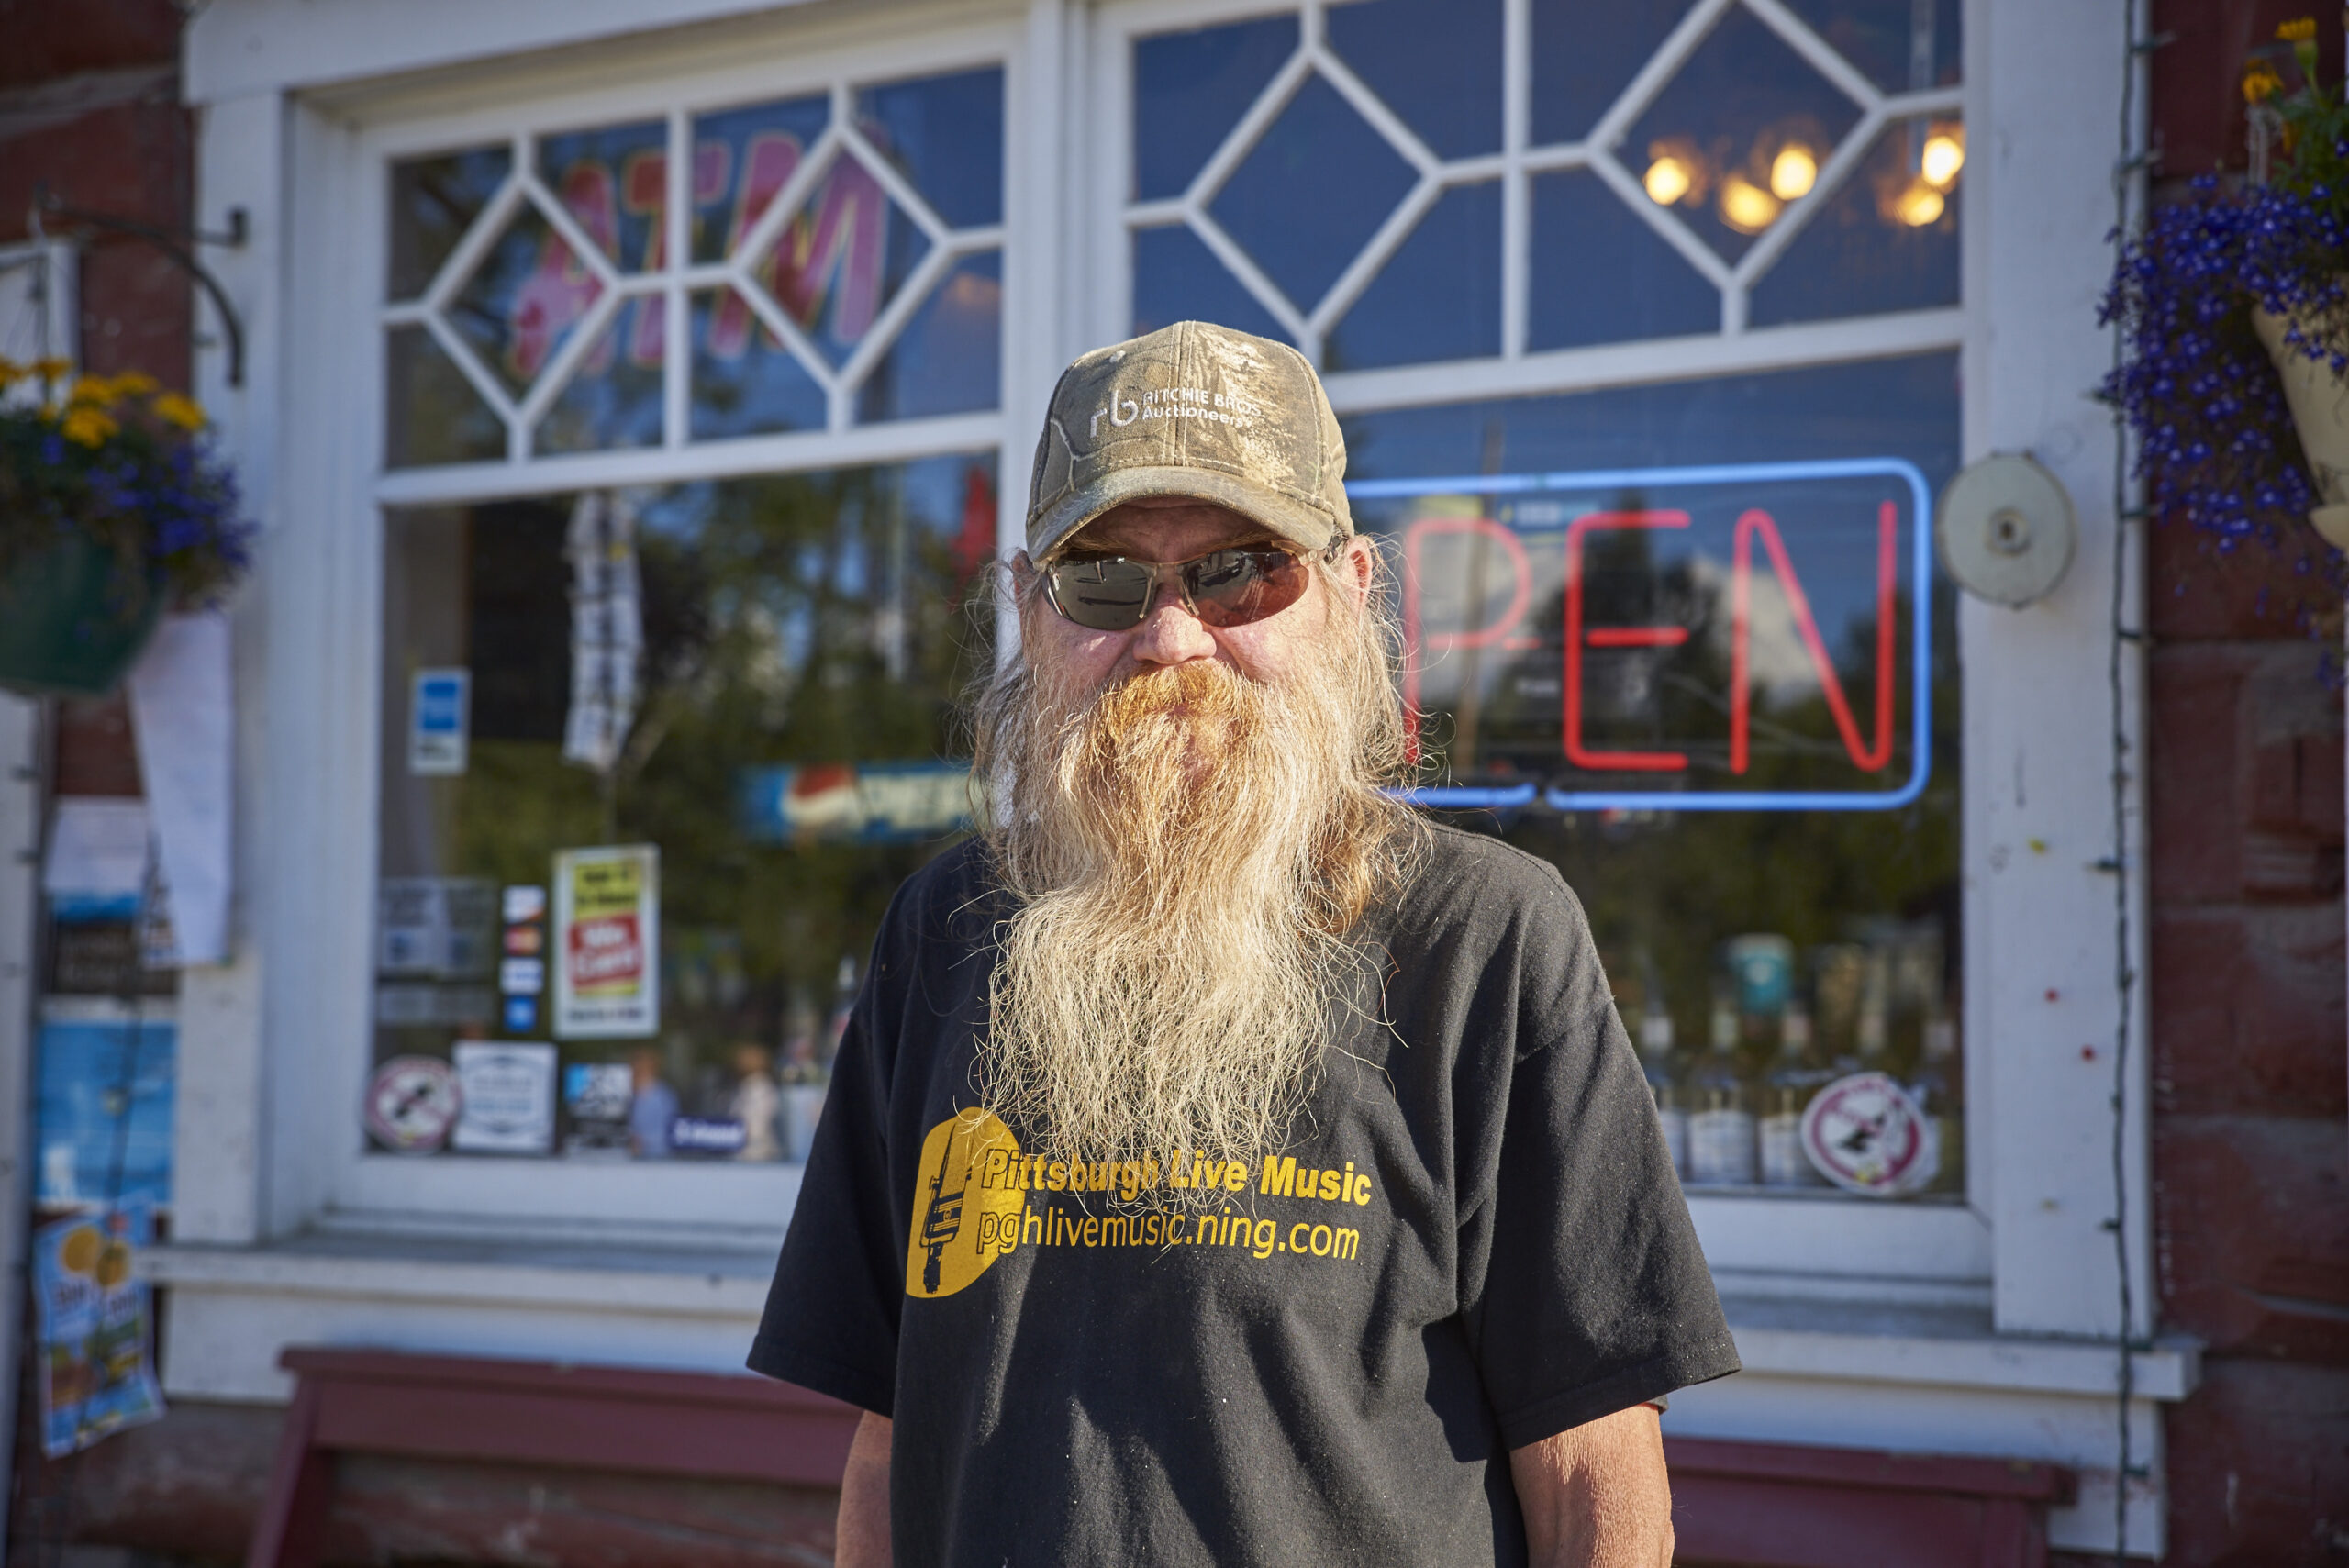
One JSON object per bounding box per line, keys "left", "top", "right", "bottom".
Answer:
{"left": 1189, "top": 550, "right": 1309, "bottom": 628}
{"left": 1049, "top": 559, "right": 1155, "bottom": 630}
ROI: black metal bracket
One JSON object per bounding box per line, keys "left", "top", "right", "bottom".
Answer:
{"left": 30, "top": 186, "right": 250, "bottom": 388}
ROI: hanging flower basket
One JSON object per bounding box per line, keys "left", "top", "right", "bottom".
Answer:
{"left": 0, "top": 533, "right": 164, "bottom": 697}
{"left": 2101, "top": 17, "right": 2349, "bottom": 595}
{"left": 2254, "top": 287, "right": 2349, "bottom": 550}
{"left": 0, "top": 361, "right": 249, "bottom": 699}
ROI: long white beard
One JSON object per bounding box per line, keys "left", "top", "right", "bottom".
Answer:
{"left": 970, "top": 576, "right": 1419, "bottom": 1182}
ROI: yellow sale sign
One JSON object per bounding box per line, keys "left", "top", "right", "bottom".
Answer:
{"left": 551, "top": 844, "right": 659, "bottom": 1039}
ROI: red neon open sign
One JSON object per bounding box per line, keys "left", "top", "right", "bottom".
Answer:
{"left": 1364, "top": 460, "right": 1932, "bottom": 812}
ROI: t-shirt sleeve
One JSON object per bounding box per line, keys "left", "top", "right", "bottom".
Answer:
{"left": 745, "top": 931, "right": 907, "bottom": 1416}
{"left": 1464, "top": 879, "right": 1741, "bottom": 1451}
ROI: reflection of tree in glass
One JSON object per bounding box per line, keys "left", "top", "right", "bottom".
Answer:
{"left": 443, "top": 463, "right": 993, "bottom": 1080}
{"left": 389, "top": 147, "right": 511, "bottom": 301}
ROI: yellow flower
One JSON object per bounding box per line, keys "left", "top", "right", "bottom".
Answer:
{"left": 2278, "top": 16, "right": 2321, "bottom": 77}
{"left": 68, "top": 374, "right": 121, "bottom": 406}
{"left": 2244, "top": 61, "right": 2286, "bottom": 103}
{"left": 112, "top": 371, "right": 159, "bottom": 397}
{"left": 0, "top": 359, "right": 22, "bottom": 392}
{"left": 61, "top": 406, "right": 119, "bottom": 448}
{"left": 151, "top": 392, "right": 206, "bottom": 431}
{"left": 28, "top": 357, "right": 71, "bottom": 384}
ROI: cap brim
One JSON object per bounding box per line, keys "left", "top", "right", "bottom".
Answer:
{"left": 1029, "top": 466, "right": 1349, "bottom": 562}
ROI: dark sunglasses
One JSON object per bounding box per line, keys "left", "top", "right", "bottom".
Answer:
{"left": 1041, "top": 539, "right": 1343, "bottom": 632}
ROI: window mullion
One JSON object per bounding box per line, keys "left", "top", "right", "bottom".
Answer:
{"left": 664, "top": 106, "right": 689, "bottom": 450}
{"left": 1501, "top": 0, "right": 1530, "bottom": 360}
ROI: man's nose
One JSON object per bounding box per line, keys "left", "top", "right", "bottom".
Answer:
{"left": 1127, "top": 593, "right": 1218, "bottom": 666}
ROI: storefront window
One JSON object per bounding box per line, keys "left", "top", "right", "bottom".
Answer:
{"left": 384, "top": 62, "right": 1006, "bottom": 467}
{"left": 365, "top": 45, "right": 1008, "bottom": 1172}
{"left": 1123, "top": 1, "right": 1966, "bottom": 1203}
{"left": 370, "top": 457, "right": 996, "bottom": 1162}
{"left": 1126, "top": 0, "right": 1962, "bottom": 360}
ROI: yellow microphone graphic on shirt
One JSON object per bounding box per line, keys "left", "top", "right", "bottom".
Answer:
{"left": 905, "top": 1110, "right": 1022, "bottom": 1298}
{"left": 918, "top": 1127, "right": 966, "bottom": 1295}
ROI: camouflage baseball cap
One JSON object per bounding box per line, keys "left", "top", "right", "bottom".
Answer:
{"left": 1024, "top": 320, "right": 1353, "bottom": 561}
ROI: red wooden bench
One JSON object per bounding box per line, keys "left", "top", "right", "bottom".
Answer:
{"left": 1665, "top": 1436, "right": 2075, "bottom": 1568}
{"left": 248, "top": 1347, "right": 2073, "bottom": 1568}
{"left": 246, "top": 1347, "right": 860, "bottom": 1568}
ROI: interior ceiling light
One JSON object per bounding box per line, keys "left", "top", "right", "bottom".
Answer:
{"left": 1718, "top": 173, "right": 1780, "bottom": 234}
{"left": 1643, "top": 154, "right": 1695, "bottom": 206}
{"left": 1895, "top": 180, "right": 1945, "bottom": 227}
{"left": 1921, "top": 128, "right": 1965, "bottom": 189}
{"left": 1768, "top": 144, "right": 1819, "bottom": 201}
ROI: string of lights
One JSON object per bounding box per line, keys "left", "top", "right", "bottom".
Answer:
{"left": 2109, "top": 2, "right": 2151, "bottom": 1559}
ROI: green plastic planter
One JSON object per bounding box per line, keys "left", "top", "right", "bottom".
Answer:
{"left": 0, "top": 533, "right": 162, "bottom": 698}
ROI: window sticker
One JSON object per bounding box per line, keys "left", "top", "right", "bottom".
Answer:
{"left": 377, "top": 877, "right": 498, "bottom": 979}
{"left": 408, "top": 667, "right": 471, "bottom": 776}
{"left": 1798, "top": 1071, "right": 1935, "bottom": 1195}
{"left": 551, "top": 845, "right": 660, "bottom": 1040}
{"left": 562, "top": 1062, "right": 633, "bottom": 1157}
{"left": 669, "top": 1115, "right": 748, "bottom": 1157}
{"left": 451, "top": 1041, "right": 557, "bottom": 1155}
{"left": 365, "top": 1054, "right": 462, "bottom": 1153}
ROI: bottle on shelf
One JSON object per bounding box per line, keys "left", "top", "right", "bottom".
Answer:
{"left": 1758, "top": 1003, "right": 1827, "bottom": 1187}
{"left": 1725, "top": 933, "right": 1795, "bottom": 1051}
{"left": 1639, "top": 1006, "right": 1687, "bottom": 1177}
{"left": 1909, "top": 1012, "right": 1964, "bottom": 1196}
{"left": 1687, "top": 987, "right": 1756, "bottom": 1186}
{"left": 1854, "top": 947, "right": 1892, "bottom": 1073}
{"left": 1811, "top": 942, "right": 1866, "bottom": 1066}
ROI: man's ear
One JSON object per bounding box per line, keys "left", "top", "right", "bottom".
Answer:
{"left": 1007, "top": 550, "right": 1045, "bottom": 619}
{"left": 1339, "top": 536, "right": 1375, "bottom": 611}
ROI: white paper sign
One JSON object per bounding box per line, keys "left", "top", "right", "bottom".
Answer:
{"left": 562, "top": 492, "right": 642, "bottom": 773}
{"left": 42, "top": 799, "right": 150, "bottom": 911}
{"left": 451, "top": 1041, "right": 556, "bottom": 1155}
{"left": 408, "top": 668, "right": 471, "bottom": 776}
{"left": 128, "top": 613, "right": 234, "bottom": 965}
{"left": 551, "top": 844, "right": 659, "bottom": 1040}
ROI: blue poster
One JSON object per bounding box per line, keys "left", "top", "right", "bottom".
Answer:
{"left": 36, "top": 1016, "right": 174, "bottom": 1211}
{"left": 32, "top": 1199, "right": 165, "bottom": 1457}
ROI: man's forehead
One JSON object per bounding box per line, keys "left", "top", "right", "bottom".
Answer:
{"left": 1071, "top": 497, "right": 1279, "bottom": 557}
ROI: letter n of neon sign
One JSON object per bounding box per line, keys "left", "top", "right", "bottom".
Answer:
{"left": 1564, "top": 511, "right": 1692, "bottom": 772}
{"left": 1730, "top": 503, "right": 1898, "bottom": 774}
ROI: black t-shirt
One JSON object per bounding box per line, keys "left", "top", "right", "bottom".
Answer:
{"left": 750, "top": 825, "right": 1738, "bottom": 1567}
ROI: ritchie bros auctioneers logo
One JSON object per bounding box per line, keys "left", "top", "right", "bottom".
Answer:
{"left": 903, "top": 1111, "right": 1374, "bottom": 1299}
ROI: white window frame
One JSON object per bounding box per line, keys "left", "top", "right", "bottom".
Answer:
{"left": 265, "top": 4, "right": 1041, "bottom": 1238}
{"left": 166, "top": 0, "right": 2176, "bottom": 1546}
{"left": 180, "top": 0, "right": 2153, "bottom": 1368}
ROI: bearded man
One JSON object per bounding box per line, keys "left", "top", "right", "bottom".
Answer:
{"left": 751, "top": 321, "right": 1738, "bottom": 1568}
